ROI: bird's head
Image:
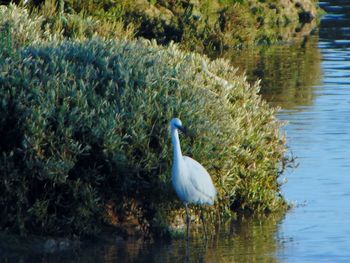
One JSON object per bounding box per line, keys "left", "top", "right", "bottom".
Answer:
{"left": 170, "top": 118, "right": 187, "bottom": 135}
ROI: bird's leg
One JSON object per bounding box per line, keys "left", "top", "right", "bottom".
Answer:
{"left": 185, "top": 234, "right": 190, "bottom": 263}
{"left": 200, "top": 208, "right": 208, "bottom": 240}
{"left": 185, "top": 203, "right": 190, "bottom": 240}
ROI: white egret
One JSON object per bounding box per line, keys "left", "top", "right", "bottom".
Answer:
{"left": 170, "top": 118, "right": 216, "bottom": 240}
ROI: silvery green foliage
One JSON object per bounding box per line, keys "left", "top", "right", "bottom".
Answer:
{"left": 0, "top": 4, "right": 57, "bottom": 48}
{"left": 0, "top": 4, "right": 133, "bottom": 51}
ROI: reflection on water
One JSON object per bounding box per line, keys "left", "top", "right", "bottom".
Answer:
{"left": 222, "top": 35, "right": 322, "bottom": 109}
{"left": 1, "top": 214, "right": 285, "bottom": 263}
{"left": 276, "top": 1, "right": 350, "bottom": 261}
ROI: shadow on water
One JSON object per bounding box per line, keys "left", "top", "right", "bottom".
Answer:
{"left": 0, "top": 214, "right": 285, "bottom": 263}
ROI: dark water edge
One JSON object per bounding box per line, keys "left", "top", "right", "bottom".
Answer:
{"left": 0, "top": 214, "right": 285, "bottom": 263}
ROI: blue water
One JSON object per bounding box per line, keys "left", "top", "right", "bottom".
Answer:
{"left": 276, "top": 2, "right": 350, "bottom": 262}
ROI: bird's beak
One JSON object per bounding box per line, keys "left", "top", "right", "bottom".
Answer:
{"left": 175, "top": 124, "right": 188, "bottom": 136}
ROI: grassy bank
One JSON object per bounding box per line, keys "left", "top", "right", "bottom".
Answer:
{"left": 118, "top": 0, "right": 321, "bottom": 52}
{"left": 10, "top": 0, "right": 322, "bottom": 52}
{"left": 0, "top": 4, "right": 291, "bottom": 238}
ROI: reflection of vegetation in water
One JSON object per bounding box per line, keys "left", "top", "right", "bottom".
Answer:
{"left": 1, "top": 214, "right": 284, "bottom": 262}
{"left": 223, "top": 35, "right": 322, "bottom": 109}
{"left": 220, "top": 215, "right": 284, "bottom": 263}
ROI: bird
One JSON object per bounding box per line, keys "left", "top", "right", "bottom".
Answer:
{"left": 170, "top": 118, "right": 217, "bottom": 240}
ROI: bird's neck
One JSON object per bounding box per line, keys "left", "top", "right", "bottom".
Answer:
{"left": 172, "top": 129, "right": 183, "bottom": 164}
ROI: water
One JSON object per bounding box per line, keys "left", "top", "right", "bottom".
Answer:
{"left": 276, "top": 1, "right": 350, "bottom": 262}
{"left": 2, "top": 1, "right": 350, "bottom": 262}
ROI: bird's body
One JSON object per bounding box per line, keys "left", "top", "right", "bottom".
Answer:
{"left": 172, "top": 156, "right": 216, "bottom": 205}
{"left": 170, "top": 118, "right": 216, "bottom": 239}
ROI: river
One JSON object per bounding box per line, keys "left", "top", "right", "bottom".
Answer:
{"left": 276, "top": 1, "right": 350, "bottom": 262}
{"left": 2, "top": 1, "right": 350, "bottom": 262}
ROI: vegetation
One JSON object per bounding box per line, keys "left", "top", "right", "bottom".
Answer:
{"left": 0, "top": 6, "right": 289, "bottom": 237}
{"left": 0, "top": 0, "right": 317, "bottom": 238}
{"left": 12, "top": 0, "right": 321, "bottom": 52}
{"left": 0, "top": 1, "right": 134, "bottom": 45}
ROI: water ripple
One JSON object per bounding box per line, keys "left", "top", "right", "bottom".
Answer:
{"left": 277, "top": 1, "right": 350, "bottom": 261}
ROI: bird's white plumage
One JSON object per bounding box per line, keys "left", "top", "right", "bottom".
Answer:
{"left": 170, "top": 118, "right": 216, "bottom": 206}
{"left": 183, "top": 156, "right": 216, "bottom": 204}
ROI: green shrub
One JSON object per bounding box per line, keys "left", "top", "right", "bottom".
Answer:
{"left": 0, "top": 38, "right": 287, "bottom": 237}
{"left": 0, "top": 4, "right": 56, "bottom": 49}
{"left": 0, "top": 22, "right": 13, "bottom": 57}
{"left": 36, "top": 0, "right": 135, "bottom": 41}
{"left": 0, "top": 3, "right": 134, "bottom": 50}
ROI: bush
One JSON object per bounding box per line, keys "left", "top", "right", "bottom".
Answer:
{"left": 0, "top": 38, "right": 287, "bottom": 237}
{"left": 36, "top": 0, "right": 135, "bottom": 41}
{"left": 0, "top": 4, "right": 54, "bottom": 49}
{"left": 0, "top": 3, "right": 134, "bottom": 51}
